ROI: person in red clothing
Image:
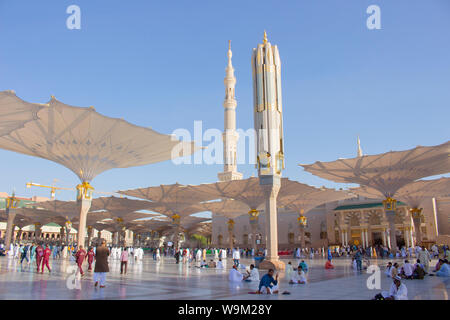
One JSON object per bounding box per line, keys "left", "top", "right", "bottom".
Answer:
{"left": 41, "top": 245, "right": 52, "bottom": 273}
{"left": 35, "top": 244, "right": 44, "bottom": 273}
{"left": 87, "top": 247, "right": 95, "bottom": 271}
{"left": 75, "top": 246, "right": 87, "bottom": 276}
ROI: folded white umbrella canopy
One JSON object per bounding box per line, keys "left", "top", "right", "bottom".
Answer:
{"left": 0, "top": 93, "right": 200, "bottom": 182}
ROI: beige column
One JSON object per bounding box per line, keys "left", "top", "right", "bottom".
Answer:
{"left": 17, "top": 228, "right": 23, "bottom": 242}
{"left": 249, "top": 209, "right": 259, "bottom": 251}
{"left": 250, "top": 219, "right": 258, "bottom": 251}
{"left": 382, "top": 228, "right": 387, "bottom": 246}
{"left": 227, "top": 219, "right": 235, "bottom": 251}
{"left": 404, "top": 227, "right": 410, "bottom": 248}
{"left": 4, "top": 208, "right": 17, "bottom": 249}
{"left": 34, "top": 223, "right": 42, "bottom": 242}
{"left": 77, "top": 198, "right": 92, "bottom": 248}
{"left": 59, "top": 227, "right": 65, "bottom": 245}
{"left": 299, "top": 225, "right": 306, "bottom": 248}
{"left": 260, "top": 178, "right": 284, "bottom": 270}
{"left": 413, "top": 217, "right": 422, "bottom": 246}
{"left": 386, "top": 213, "right": 397, "bottom": 251}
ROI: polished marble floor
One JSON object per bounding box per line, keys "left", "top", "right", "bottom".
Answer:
{"left": 0, "top": 255, "right": 448, "bottom": 300}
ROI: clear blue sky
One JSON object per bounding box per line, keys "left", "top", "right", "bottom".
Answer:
{"left": 0, "top": 0, "right": 449, "bottom": 201}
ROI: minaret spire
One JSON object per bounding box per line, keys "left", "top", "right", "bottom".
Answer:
{"left": 357, "top": 136, "right": 363, "bottom": 157}
{"left": 218, "top": 40, "right": 243, "bottom": 182}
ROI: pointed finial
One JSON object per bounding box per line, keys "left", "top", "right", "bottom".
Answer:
{"left": 263, "top": 30, "right": 268, "bottom": 44}
{"left": 228, "top": 40, "right": 231, "bottom": 50}
{"left": 357, "top": 135, "right": 363, "bottom": 157}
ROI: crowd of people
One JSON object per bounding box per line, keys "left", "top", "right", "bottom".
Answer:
{"left": 1, "top": 239, "right": 449, "bottom": 298}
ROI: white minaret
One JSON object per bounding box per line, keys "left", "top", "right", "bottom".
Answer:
{"left": 357, "top": 136, "right": 363, "bottom": 157}
{"left": 218, "top": 40, "right": 243, "bottom": 182}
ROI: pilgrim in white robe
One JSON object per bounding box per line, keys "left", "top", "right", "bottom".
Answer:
{"left": 229, "top": 268, "right": 244, "bottom": 282}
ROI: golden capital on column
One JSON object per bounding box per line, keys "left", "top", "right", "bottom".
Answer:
{"left": 248, "top": 209, "right": 259, "bottom": 220}
{"left": 410, "top": 207, "right": 423, "bottom": 219}
{"left": 383, "top": 197, "right": 397, "bottom": 211}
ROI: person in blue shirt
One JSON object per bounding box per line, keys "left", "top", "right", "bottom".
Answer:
{"left": 257, "top": 269, "right": 279, "bottom": 294}
{"left": 435, "top": 259, "right": 449, "bottom": 277}
{"left": 298, "top": 260, "right": 308, "bottom": 273}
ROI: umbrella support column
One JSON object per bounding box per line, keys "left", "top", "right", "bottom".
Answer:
{"left": 259, "top": 177, "right": 285, "bottom": 271}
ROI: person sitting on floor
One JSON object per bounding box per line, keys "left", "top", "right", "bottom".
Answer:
{"left": 243, "top": 264, "right": 259, "bottom": 282}
{"left": 413, "top": 261, "right": 426, "bottom": 279}
{"left": 373, "top": 276, "right": 408, "bottom": 300}
{"left": 385, "top": 262, "right": 393, "bottom": 277}
{"left": 325, "top": 260, "right": 335, "bottom": 269}
{"left": 285, "top": 261, "right": 294, "bottom": 279}
{"left": 298, "top": 260, "right": 308, "bottom": 273}
{"left": 432, "top": 259, "right": 449, "bottom": 277}
{"left": 229, "top": 265, "right": 244, "bottom": 282}
{"left": 200, "top": 259, "right": 208, "bottom": 268}
{"left": 207, "top": 260, "right": 216, "bottom": 268}
{"left": 289, "top": 265, "right": 307, "bottom": 284}
{"left": 390, "top": 263, "right": 399, "bottom": 278}
{"left": 256, "top": 269, "right": 279, "bottom": 294}
{"left": 400, "top": 260, "right": 414, "bottom": 279}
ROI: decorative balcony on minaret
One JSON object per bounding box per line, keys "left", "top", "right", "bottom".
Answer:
{"left": 218, "top": 40, "right": 243, "bottom": 182}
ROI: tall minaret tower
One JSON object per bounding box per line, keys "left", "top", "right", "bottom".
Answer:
{"left": 357, "top": 136, "right": 363, "bottom": 157}
{"left": 252, "top": 31, "right": 285, "bottom": 270}
{"left": 218, "top": 41, "right": 243, "bottom": 182}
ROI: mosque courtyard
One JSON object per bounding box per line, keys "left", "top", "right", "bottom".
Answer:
{"left": 0, "top": 256, "right": 447, "bottom": 300}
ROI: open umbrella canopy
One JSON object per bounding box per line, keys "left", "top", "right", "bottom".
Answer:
{"left": 186, "top": 177, "right": 318, "bottom": 210}
{"left": 0, "top": 90, "right": 42, "bottom": 137}
{"left": 119, "top": 183, "right": 218, "bottom": 222}
{"left": 0, "top": 93, "right": 200, "bottom": 182}
{"left": 14, "top": 207, "right": 66, "bottom": 226}
{"left": 201, "top": 199, "right": 250, "bottom": 219}
{"left": 29, "top": 199, "right": 80, "bottom": 218}
{"left": 279, "top": 187, "right": 355, "bottom": 214}
{"left": 351, "top": 177, "right": 450, "bottom": 209}
{"left": 89, "top": 196, "right": 155, "bottom": 214}
{"left": 300, "top": 141, "right": 450, "bottom": 198}
{"left": 119, "top": 183, "right": 219, "bottom": 205}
